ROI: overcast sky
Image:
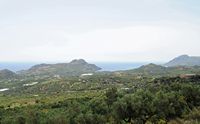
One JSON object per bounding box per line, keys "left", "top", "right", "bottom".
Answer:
{"left": 0, "top": 0, "right": 200, "bottom": 62}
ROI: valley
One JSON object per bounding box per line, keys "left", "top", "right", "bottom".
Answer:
{"left": 0, "top": 56, "right": 200, "bottom": 123}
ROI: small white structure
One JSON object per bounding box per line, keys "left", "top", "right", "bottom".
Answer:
{"left": 54, "top": 75, "right": 61, "bottom": 78}
{"left": 0, "top": 88, "right": 9, "bottom": 92}
{"left": 80, "top": 73, "right": 93, "bottom": 77}
{"left": 23, "top": 82, "right": 39, "bottom": 86}
{"left": 121, "top": 88, "right": 130, "bottom": 90}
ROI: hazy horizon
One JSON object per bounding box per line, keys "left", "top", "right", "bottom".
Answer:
{"left": 1, "top": 0, "right": 200, "bottom": 62}
{"left": 0, "top": 61, "right": 151, "bottom": 72}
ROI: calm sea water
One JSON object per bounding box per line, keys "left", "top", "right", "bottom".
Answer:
{"left": 0, "top": 62, "right": 148, "bottom": 72}
{"left": 95, "top": 62, "right": 147, "bottom": 71}
{"left": 0, "top": 63, "right": 38, "bottom": 72}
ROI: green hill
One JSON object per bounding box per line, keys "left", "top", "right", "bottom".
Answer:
{"left": 0, "top": 69, "right": 16, "bottom": 79}
{"left": 123, "top": 63, "right": 200, "bottom": 77}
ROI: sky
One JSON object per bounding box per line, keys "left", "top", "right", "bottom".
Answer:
{"left": 0, "top": 0, "right": 200, "bottom": 63}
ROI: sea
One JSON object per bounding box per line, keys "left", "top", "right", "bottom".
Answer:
{"left": 95, "top": 62, "right": 148, "bottom": 71}
{"left": 0, "top": 62, "right": 149, "bottom": 72}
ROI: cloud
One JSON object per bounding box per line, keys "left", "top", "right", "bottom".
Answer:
{"left": 1, "top": 22, "right": 199, "bottom": 62}
{"left": 0, "top": 0, "right": 200, "bottom": 62}
{"left": 66, "top": 23, "right": 200, "bottom": 62}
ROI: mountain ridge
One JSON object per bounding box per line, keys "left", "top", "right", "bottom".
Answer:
{"left": 165, "top": 55, "right": 200, "bottom": 67}
{"left": 18, "top": 59, "right": 101, "bottom": 77}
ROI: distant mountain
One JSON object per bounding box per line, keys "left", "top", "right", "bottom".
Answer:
{"left": 165, "top": 55, "right": 200, "bottom": 67}
{"left": 0, "top": 69, "right": 16, "bottom": 79}
{"left": 19, "top": 59, "right": 101, "bottom": 77}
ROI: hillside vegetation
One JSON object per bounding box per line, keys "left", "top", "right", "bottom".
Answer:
{"left": 1, "top": 58, "right": 200, "bottom": 123}
{"left": 0, "top": 75, "right": 200, "bottom": 123}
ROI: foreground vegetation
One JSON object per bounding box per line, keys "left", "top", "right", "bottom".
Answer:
{"left": 0, "top": 74, "right": 200, "bottom": 124}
